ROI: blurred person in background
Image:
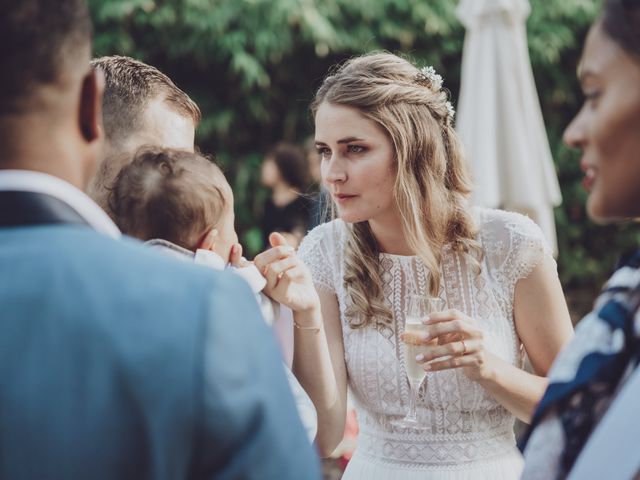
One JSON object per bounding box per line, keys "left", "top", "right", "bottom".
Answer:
{"left": 255, "top": 52, "right": 574, "bottom": 480}
{"left": 260, "top": 141, "right": 313, "bottom": 248}
{"left": 88, "top": 55, "right": 200, "bottom": 218}
{"left": 0, "top": 1, "right": 321, "bottom": 478}
{"left": 521, "top": 0, "right": 640, "bottom": 478}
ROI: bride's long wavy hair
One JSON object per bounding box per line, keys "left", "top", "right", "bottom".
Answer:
{"left": 311, "top": 52, "right": 482, "bottom": 329}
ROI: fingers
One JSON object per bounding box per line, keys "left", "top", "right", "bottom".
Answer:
{"left": 254, "top": 245, "right": 295, "bottom": 272}
{"left": 422, "top": 350, "right": 486, "bottom": 372}
{"left": 269, "top": 231, "right": 289, "bottom": 248}
{"left": 275, "top": 265, "right": 308, "bottom": 286}
{"left": 415, "top": 338, "right": 482, "bottom": 364}
{"left": 424, "top": 308, "right": 465, "bottom": 324}
{"left": 262, "top": 255, "right": 299, "bottom": 289}
{"left": 228, "top": 243, "right": 243, "bottom": 267}
{"left": 419, "top": 313, "right": 482, "bottom": 342}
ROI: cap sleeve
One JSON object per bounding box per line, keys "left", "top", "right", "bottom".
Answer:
{"left": 297, "top": 222, "right": 339, "bottom": 294}
{"left": 480, "top": 209, "right": 554, "bottom": 297}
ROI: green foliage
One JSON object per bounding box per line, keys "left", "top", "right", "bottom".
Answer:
{"left": 89, "top": 0, "right": 637, "bottom": 304}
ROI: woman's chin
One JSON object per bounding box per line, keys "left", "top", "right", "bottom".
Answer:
{"left": 587, "top": 197, "right": 632, "bottom": 225}
{"left": 337, "top": 211, "right": 367, "bottom": 224}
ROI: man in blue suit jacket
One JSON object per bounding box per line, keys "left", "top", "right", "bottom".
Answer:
{"left": 0, "top": 1, "right": 320, "bottom": 479}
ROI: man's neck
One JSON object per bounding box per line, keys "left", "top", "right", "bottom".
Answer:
{"left": 0, "top": 116, "right": 90, "bottom": 192}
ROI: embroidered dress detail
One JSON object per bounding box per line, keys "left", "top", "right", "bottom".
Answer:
{"left": 298, "top": 207, "right": 552, "bottom": 479}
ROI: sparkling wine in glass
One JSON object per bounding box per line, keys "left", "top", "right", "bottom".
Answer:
{"left": 392, "top": 295, "right": 446, "bottom": 429}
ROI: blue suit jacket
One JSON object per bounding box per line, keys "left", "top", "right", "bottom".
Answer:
{"left": 0, "top": 225, "right": 320, "bottom": 479}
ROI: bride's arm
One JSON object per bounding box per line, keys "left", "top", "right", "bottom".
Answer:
{"left": 292, "top": 290, "right": 348, "bottom": 457}
{"left": 502, "top": 255, "right": 574, "bottom": 420}
{"left": 416, "top": 256, "right": 573, "bottom": 423}
{"left": 254, "top": 238, "right": 348, "bottom": 456}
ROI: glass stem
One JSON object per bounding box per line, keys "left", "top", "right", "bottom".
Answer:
{"left": 406, "top": 385, "right": 420, "bottom": 422}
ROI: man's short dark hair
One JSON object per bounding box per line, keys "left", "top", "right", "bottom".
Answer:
{"left": 0, "top": 0, "right": 92, "bottom": 114}
{"left": 91, "top": 56, "right": 201, "bottom": 147}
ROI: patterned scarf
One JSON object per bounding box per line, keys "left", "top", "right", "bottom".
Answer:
{"left": 521, "top": 250, "right": 640, "bottom": 479}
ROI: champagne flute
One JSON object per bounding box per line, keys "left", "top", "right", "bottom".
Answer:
{"left": 392, "top": 295, "right": 446, "bottom": 429}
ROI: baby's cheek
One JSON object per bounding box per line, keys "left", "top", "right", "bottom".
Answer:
{"left": 214, "top": 243, "right": 231, "bottom": 263}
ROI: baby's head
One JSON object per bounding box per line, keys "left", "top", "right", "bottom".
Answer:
{"left": 110, "top": 147, "right": 238, "bottom": 262}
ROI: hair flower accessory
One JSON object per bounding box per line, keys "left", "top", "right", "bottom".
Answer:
{"left": 445, "top": 101, "right": 455, "bottom": 120}
{"left": 415, "top": 65, "right": 443, "bottom": 90}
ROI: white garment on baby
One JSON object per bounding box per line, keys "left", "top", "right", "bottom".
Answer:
{"left": 191, "top": 248, "right": 315, "bottom": 441}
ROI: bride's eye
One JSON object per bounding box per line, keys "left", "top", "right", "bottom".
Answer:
{"left": 316, "top": 147, "right": 331, "bottom": 159}
{"left": 347, "top": 145, "right": 365, "bottom": 154}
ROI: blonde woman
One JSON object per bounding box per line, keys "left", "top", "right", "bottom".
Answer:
{"left": 255, "top": 52, "right": 573, "bottom": 479}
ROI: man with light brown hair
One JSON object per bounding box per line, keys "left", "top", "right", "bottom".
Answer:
{"left": 88, "top": 55, "right": 201, "bottom": 216}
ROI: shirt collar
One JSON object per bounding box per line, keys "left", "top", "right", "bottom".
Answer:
{"left": 0, "top": 169, "right": 121, "bottom": 239}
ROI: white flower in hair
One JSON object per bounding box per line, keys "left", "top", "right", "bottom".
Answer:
{"left": 445, "top": 101, "right": 455, "bottom": 120}
{"left": 417, "top": 65, "right": 443, "bottom": 90}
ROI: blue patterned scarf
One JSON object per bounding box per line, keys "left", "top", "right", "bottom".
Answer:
{"left": 521, "top": 249, "right": 640, "bottom": 479}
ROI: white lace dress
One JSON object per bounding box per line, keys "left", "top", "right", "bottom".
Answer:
{"left": 297, "top": 208, "right": 552, "bottom": 480}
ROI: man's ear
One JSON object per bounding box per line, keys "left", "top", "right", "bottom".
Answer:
{"left": 79, "top": 67, "right": 104, "bottom": 143}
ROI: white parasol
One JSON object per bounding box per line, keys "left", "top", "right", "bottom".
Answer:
{"left": 455, "top": 0, "right": 562, "bottom": 253}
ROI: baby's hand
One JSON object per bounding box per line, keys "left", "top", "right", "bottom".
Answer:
{"left": 229, "top": 243, "right": 245, "bottom": 267}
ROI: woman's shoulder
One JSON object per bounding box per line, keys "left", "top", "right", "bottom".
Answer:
{"left": 302, "top": 219, "right": 347, "bottom": 244}
{"left": 475, "top": 207, "right": 545, "bottom": 243}
{"left": 298, "top": 220, "right": 346, "bottom": 288}
{"left": 474, "top": 207, "right": 553, "bottom": 280}
{"left": 298, "top": 219, "right": 347, "bottom": 258}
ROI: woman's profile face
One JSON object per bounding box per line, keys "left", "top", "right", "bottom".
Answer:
{"left": 564, "top": 21, "right": 640, "bottom": 222}
{"left": 260, "top": 156, "right": 280, "bottom": 188}
{"left": 314, "top": 102, "right": 397, "bottom": 225}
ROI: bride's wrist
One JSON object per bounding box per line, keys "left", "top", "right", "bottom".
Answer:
{"left": 293, "top": 307, "right": 322, "bottom": 331}
{"left": 476, "top": 352, "right": 499, "bottom": 384}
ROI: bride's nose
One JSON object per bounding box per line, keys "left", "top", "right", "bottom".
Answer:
{"left": 323, "top": 155, "right": 347, "bottom": 184}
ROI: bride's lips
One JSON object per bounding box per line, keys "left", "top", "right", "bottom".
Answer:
{"left": 580, "top": 161, "right": 597, "bottom": 192}
{"left": 334, "top": 193, "right": 357, "bottom": 203}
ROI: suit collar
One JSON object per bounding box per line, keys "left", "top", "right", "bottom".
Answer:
{"left": 0, "top": 170, "right": 120, "bottom": 238}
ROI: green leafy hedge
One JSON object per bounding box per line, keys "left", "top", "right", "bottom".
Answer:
{"left": 89, "top": 0, "right": 639, "bottom": 315}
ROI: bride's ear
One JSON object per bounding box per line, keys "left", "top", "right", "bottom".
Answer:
{"left": 198, "top": 228, "right": 218, "bottom": 251}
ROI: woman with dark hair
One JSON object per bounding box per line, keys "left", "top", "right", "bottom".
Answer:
{"left": 260, "top": 142, "right": 312, "bottom": 248}
{"left": 521, "top": 1, "right": 640, "bottom": 478}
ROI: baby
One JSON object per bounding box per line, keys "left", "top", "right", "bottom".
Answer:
{"left": 109, "top": 147, "right": 316, "bottom": 440}
{"left": 109, "top": 148, "right": 241, "bottom": 265}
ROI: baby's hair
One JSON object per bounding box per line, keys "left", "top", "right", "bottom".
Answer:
{"left": 109, "top": 147, "right": 228, "bottom": 251}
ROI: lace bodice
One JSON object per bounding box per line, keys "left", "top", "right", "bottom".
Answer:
{"left": 298, "top": 208, "right": 552, "bottom": 469}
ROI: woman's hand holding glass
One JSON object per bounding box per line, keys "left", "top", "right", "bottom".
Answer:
{"left": 412, "top": 309, "right": 490, "bottom": 382}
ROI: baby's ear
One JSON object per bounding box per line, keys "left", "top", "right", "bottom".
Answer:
{"left": 198, "top": 228, "right": 218, "bottom": 251}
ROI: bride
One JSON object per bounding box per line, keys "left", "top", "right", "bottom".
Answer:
{"left": 255, "top": 52, "right": 574, "bottom": 479}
